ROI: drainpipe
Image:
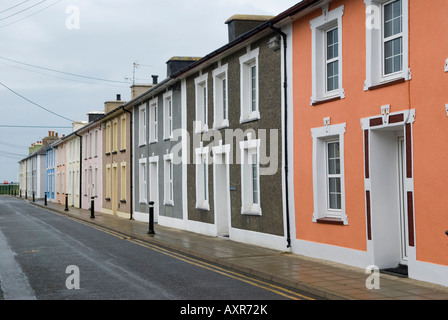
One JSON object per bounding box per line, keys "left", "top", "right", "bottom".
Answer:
{"left": 122, "top": 106, "right": 134, "bottom": 220}
{"left": 269, "top": 22, "right": 291, "bottom": 249}
{"left": 74, "top": 132, "right": 83, "bottom": 209}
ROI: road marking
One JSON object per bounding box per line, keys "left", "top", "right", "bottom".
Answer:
{"left": 129, "top": 238, "right": 315, "bottom": 300}
{"left": 18, "top": 200, "right": 316, "bottom": 300}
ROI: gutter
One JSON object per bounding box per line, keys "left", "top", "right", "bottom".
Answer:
{"left": 268, "top": 22, "right": 291, "bottom": 249}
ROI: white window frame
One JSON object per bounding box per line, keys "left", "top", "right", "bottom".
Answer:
{"left": 194, "top": 73, "right": 208, "bottom": 133}
{"left": 163, "top": 153, "right": 174, "bottom": 206}
{"left": 120, "top": 162, "right": 126, "bottom": 202}
{"left": 139, "top": 104, "right": 147, "bottom": 146}
{"left": 311, "top": 122, "right": 348, "bottom": 224}
{"left": 212, "top": 64, "right": 229, "bottom": 129}
{"left": 195, "top": 144, "right": 210, "bottom": 210}
{"left": 149, "top": 98, "right": 158, "bottom": 143}
{"left": 239, "top": 135, "right": 261, "bottom": 215}
{"left": 163, "top": 91, "right": 173, "bottom": 140}
{"left": 120, "top": 115, "right": 126, "bottom": 151}
{"left": 94, "top": 130, "right": 98, "bottom": 157}
{"left": 112, "top": 119, "right": 118, "bottom": 152}
{"left": 239, "top": 47, "right": 260, "bottom": 123}
{"left": 364, "top": 0, "right": 409, "bottom": 90}
{"left": 139, "top": 158, "right": 147, "bottom": 204}
{"left": 310, "top": 5, "right": 345, "bottom": 105}
{"left": 106, "top": 122, "right": 111, "bottom": 154}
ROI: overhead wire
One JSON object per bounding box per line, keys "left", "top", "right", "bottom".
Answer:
{"left": 0, "top": 0, "right": 62, "bottom": 29}
{"left": 0, "top": 0, "right": 47, "bottom": 22}
{"left": 0, "top": 81, "right": 74, "bottom": 122}
{"left": 0, "top": 56, "right": 131, "bottom": 85}
{"left": 0, "top": 140, "right": 29, "bottom": 149}
{"left": 0, "top": 0, "right": 32, "bottom": 14}
{"left": 0, "top": 61, "right": 129, "bottom": 88}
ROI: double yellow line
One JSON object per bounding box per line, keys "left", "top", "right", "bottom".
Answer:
{"left": 67, "top": 215, "right": 315, "bottom": 300}
{"left": 128, "top": 238, "right": 315, "bottom": 300}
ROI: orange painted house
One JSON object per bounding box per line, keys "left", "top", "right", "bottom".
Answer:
{"left": 272, "top": 0, "right": 448, "bottom": 286}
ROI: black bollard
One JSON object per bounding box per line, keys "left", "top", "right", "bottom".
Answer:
{"left": 20, "top": 189, "right": 22, "bottom": 198}
{"left": 64, "top": 194, "right": 69, "bottom": 211}
{"left": 90, "top": 197, "right": 95, "bottom": 219}
{"left": 33, "top": 192, "right": 35, "bottom": 202}
{"left": 44, "top": 192, "right": 47, "bottom": 206}
{"left": 147, "top": 201, "right": 155, "bottom": 235}
{"left": 25, "top": 190, "right": 27, "bottom": 199}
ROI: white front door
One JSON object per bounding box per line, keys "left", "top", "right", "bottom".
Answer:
{"left": 149, "top": 160, "right": 159, "bottom": 222}
{"left": 213, "top": 145, "right": 231, "bottom": 237}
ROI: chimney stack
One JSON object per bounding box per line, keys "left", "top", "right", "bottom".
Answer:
{"left": 166, "top": 57, "right": 201, "bottom": 77}
{"left": 225, "top": 15, "right": 273, "bottom": 43}
{"left": 104, "top": 94, "right": 126, "bottom": 113}
{"left": 152, "top": 75, "right": 159, "bottom": 85}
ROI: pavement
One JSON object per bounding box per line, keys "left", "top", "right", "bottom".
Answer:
{"left": 16, "top": 196, "right": 448, "bottom": 300}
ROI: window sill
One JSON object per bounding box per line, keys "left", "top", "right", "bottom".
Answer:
{"left": 366, "top": 77, "right": 405, "bottom": 91}
{"left": 316, "top": 217, "right": 344, "bottom": 225}
{"left": 196, "top": 202, "right": 210, "bottom": 211}
{"left": 164, "top": 201, "right": 174, "bottom": 207}
{"left": 311, "top": 95, "right": 342, "bottom": 106}
{"left": 240, "top": 115, "right": 260, "bottom": 125}
{"left": 194, "top": 127, "right": 209, "bottom": 135}
{"left": 242, "top": 206, "right": 262, "bottom": 216}
{"left": 213, "top": 120, "right": 229, "bottom": 130}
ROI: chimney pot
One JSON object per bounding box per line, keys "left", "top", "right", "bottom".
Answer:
{"left": 152, "top": 75, "right": 159, "bottom": 85}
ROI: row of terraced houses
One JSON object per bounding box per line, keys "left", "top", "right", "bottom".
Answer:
{"left": 18, "top": 0, "right": 448, "bottom": 287}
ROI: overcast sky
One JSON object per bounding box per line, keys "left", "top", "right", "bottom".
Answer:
{"left": 0, "top": 0, "right": 299, "bottom": 182}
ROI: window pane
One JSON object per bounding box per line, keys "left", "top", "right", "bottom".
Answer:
{"left": 326, "top": 61, "right": 339, "bottom": 92}
{"left": 252, "top": 153, "right": 258, "bottom": 204}
{"left": 251, "top": 65, "right": 257, "bottom": 112}
{"left": 329, "top": 177, "right": 341, "bottom": 210}
{"left": 384, "top": 0, "right": 402, "bottom": 38}
{"left": 384, "top": 37, "right": 402, "bottom": 74}
{"left": 326, "top": 28, "right": 338, "bottom": 60}
{"left": 222, "top": 78, "right": 227, "bottom": 120}
{"left": 327, "top": 142, "right": 340, "bottom": 175}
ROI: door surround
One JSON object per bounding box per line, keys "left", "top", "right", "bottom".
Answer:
{"left": 361, "top": 108, "right": 415, "bottom": 269}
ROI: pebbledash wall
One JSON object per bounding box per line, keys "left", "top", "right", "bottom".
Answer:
{"left": 178, "top": 17, "right": 287, "bottom": 251}
{"left": 275, "top": 0, "right": 448, "bottom": 287}
{"left": 130, "top": 76, "right": 186, "bottom": 227}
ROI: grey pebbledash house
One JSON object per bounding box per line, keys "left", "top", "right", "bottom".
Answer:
{"left": 173, "top": 15, "right": 290, "bottom": 251}
{"left": 125, "top": 57, "right": 200, "bottom": 227}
